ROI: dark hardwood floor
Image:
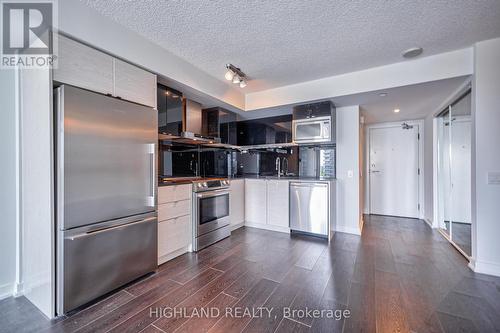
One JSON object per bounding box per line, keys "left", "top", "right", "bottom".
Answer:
{"left": 1, "top": 215, "right": 500, "bottom": 333}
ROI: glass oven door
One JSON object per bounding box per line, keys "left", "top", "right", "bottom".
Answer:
{"left": 196, "top": 190, "right": 230, "bottom": 236}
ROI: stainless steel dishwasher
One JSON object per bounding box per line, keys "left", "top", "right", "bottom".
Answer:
{"left": 289, "top": 181, "right": 329, "bottom": 237}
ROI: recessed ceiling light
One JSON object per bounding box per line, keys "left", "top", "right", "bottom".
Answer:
{"left": 402, "top": 47, "right": 423, "bottom": 59}
{"left": 394, "top": 108, "right": 400, "bottom": 113}
{"left": 379, "top": 92, "right": 388, "bottom": 97}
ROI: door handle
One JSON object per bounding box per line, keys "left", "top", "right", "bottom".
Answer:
{"left": 66, "top": 216, "right": 156, "bottom": 240}
{"left": 196, "top": 190, "right": 230, "bottom": 199}
{"left": 149, "top": 143, "right": 156, "bottom": 201}
{"left": 371, "top": 170, "right": 381, "bottom": 173}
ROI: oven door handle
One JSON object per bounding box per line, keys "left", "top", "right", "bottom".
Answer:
{"left": 196, "top": 189, "right": 230, "bottom": 199}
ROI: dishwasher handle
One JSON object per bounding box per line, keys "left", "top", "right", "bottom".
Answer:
{"left": 290, "top": 182, "right": 328, "bottom": 188}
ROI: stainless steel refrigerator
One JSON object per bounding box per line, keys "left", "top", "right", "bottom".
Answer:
{"left": 55, "top": 85, "right": 158, "bottom": 314}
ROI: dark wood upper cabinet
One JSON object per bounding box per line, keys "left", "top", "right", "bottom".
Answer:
{"left": 202, "top": 107, "right": 238, "bottom": 144}
{"left": 237, "top": 115, "right": 292, "bottom": 146}
{"left": 201, "top": 107, "right": 220, "bottom": 138}
{"left": 157, "top": 84, "right": 184, "bottom": 136}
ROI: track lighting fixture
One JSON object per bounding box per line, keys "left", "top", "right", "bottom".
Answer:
{"left": 225, "top": 64, "right": 247, "bottom": 88}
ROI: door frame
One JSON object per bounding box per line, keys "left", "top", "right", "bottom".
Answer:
{"left": 365, "top": 120, "right": 425, "bottom": 220}
{"left": 433, "top": 85, "right": 473, "bottom": 261}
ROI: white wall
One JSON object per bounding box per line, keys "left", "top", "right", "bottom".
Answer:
{"left": 359, "top": 120, "right": 365, "bottom": 226}
{"left": 0, "top": 69, "right": 18, "bottom": 300}
{"left": 19, "top": 68, "right": 55, "bottom": 317}
{"left": 335, "top": 106, "right": 361, "bottom": 235}
{"left": 423, "top": 113, "right": 434, "bottom": 224}
{"left": 471, "top": 38, "right": 500, "bottom": 276}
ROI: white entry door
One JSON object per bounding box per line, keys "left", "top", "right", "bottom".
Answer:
{"left": 369, "top": 125, "right": 420, "bottom": 218}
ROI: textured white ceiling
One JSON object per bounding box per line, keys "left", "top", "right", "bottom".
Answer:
{"left": 233, "top": 76, "right": 470, "bottom": 123}
{"left": 82, "top": 0, "right": 500, "bottom": 93}
{"left": 345, "top": 76, "right": 470, "bottom": 123}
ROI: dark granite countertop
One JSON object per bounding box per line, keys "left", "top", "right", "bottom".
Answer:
{"left": 230, "top": 175, "right": 336, "bottom": 182}
{"left": 158, "top": 177, "right": 200, "bottom": 186}
{"left": 158, "top": 175, "right": 335, "bottom": 186}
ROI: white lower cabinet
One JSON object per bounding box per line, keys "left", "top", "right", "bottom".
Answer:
{"left": 157, "top": 184, "right": 192, "bottom": 265}
{"left": 244, "top": 178, "right": 290, "bottom": 233}
{"left": 158, "top": 215, "right": 191, "bottom": 263}
{"left": 229, "top": 179, "right": 245, "bottom": 229}
{"left": 244, "top": 179, "right": 267, "bottom": 225}
{"left": 267, "top": 180, "right": 290, "bottom": 228}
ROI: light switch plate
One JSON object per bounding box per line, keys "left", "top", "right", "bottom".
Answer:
{"left": 487, "top": 172, "right": 500, "bottom": 185}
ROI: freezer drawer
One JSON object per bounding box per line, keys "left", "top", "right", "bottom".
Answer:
{"left": 289, "top": 182, "right": 329, "bottom": 236}
{"left": 57, "top": 214, "right": 157, "bottom": 314}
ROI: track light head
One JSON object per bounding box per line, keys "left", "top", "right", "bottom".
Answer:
{"left": 224, "top": 69, "right": 234, "bottom": 81}
{"left": 225, "top": 63, "right": 247, "bottom": 88}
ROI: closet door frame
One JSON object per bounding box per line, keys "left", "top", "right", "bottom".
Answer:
{"left": 433, "top": 85, "right": 472, "bottom": 260}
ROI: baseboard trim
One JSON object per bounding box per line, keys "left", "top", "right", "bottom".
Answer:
{"left": 424, "top": 218, "right": 434, "bottom": 228}
{"left": 0, "top": 282, "right": 14, "bottom": 301}
{"left": 469, "top": 259, "right": 500, "bottom": 277}
{"left": 244, "top": 222, "right": 290, "bottom": 234}
{"left": 230, "top": 222, "right": 245, "bottom": 231}
{"left": 158, "top": 246, "right": 190, "bottom": 266}
{"left": 13, "top": 282, "right": 24, "bottom": 297}
{"left": 334, "top": 225, "right": 361, "bottom": 236}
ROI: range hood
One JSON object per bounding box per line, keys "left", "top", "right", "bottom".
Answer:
{"left": 159, "top": 99, "right": 221, "bottom": 145}
{"left": 159, "top": 131, "right": 221, "bottom": 145}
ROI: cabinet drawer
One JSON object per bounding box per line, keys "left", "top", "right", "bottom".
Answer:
{"left": 158, "top": 199, "right": 190, "bottom": 222}
{"left": 158, "top": 184, "right": 191, "bottom": 204}
{"left": 158, "top": 215, "right": 191, "bottom": 258}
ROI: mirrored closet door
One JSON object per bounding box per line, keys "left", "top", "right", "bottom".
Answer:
{"left": 437, "top": 89, "right": 472, "bottom": 258}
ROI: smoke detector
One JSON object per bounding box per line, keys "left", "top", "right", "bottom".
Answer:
{"left": 402, "top": 47, "right": 423, "bottom": 59}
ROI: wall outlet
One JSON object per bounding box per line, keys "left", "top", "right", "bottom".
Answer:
{"left": 347, "top": 170, "right": 354, "bottom": 178}
{"left": 487, "top": 172, "right": 500, "bottom": 185}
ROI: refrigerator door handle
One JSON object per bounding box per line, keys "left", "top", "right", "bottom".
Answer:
{"left": 149, "top": 143, "right": 156, "bottom": 205}
{"left": 66, "top": 216, "right": 156, "bottom": 240}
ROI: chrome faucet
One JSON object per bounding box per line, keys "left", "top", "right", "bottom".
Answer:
{"left": 282, "top": 157, "right": 288, "bottom": 176}
{"left": 275, "top": 157, "right": 282, "bottom": 177}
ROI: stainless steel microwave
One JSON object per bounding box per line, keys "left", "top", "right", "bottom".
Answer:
{"left": 292, "top": 116, "right": 332, "bottom": 143}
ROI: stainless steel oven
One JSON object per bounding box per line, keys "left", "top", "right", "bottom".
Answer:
{"left": 192, "top": 179, "right": 231, "bottom": 251}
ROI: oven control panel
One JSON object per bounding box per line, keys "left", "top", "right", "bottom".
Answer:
{"left": 193, "top": 179, "right": 230, "bottom": 192}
